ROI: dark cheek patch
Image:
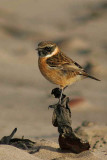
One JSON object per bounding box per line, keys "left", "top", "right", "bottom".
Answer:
{"left": 38, "top": 46, "right": 56, "bottom": 57}
{"left": 38, "top": 50, "right": 49, "bottom": 57}
{"left": 38, "top": 51, "right": 45, "bottom": 57}
{"left": 43, "top": 50, "right": 49, "bottom": 56}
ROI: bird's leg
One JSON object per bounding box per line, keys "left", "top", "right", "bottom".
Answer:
{"left": 63, "top": 85, "right": 68, "bottom": 91}
{"left": 58, "top": 88, "right": 63, "bottom": 104}
{"left": 58, "top": 86, "right": 68, "bottom": 104}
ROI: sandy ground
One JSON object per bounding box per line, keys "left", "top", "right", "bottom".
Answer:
{"left": 0, "top": 0, "right": 107, "bottom": 159}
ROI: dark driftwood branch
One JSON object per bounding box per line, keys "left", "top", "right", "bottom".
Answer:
{"left": 50, "top": 88, "right": 90, "bottom": 153}
{"left": 0, "top": 128, "right": 40, "bottom": 154}
{"left": 0, "top": 128, "right": 17, "bottom": 144}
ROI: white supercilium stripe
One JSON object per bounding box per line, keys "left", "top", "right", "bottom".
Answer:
{"left": 45, "top": 47, "right": 59, "bottom": 58}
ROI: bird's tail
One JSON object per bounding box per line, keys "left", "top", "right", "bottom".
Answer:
{"left": 87, "top": 75, "right": 101, "bottom": 81}
{"left": 81, "top": 72, "right": 101, "bottom": 81}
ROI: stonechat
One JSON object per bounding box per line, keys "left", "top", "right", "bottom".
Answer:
{"left": 36, "top": 41, "right": 100, "bottom": 103}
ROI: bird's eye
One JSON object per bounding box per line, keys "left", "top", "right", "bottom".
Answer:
{"left": 45, "top": 47, "right": 51, "bottom": 52}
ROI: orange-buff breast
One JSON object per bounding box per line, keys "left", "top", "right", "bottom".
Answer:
{"left": 38, "top": 57, "right": 68, "bottom": 88}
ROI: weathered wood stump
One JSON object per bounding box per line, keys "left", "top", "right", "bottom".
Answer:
{"left": 50, "top": 88, "right": 90, "bottom": 153}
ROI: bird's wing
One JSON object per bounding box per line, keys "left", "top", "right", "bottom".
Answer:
{"left": 46, "top": 52, "right": 85, "bottom": 74}
{"left": 46, "top": 52, "right": 100, "bottom": 81}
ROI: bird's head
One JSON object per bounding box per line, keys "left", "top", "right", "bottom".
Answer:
{"left": 36, "top": 41, "right": 58, "bottom": 58}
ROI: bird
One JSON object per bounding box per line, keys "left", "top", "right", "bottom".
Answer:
{"left": 36, "top": 41, "right": 100, "bottom": 103}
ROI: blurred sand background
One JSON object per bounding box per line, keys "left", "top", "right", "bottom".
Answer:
{"left": 0, "top": 0, "right": 107, "bottom": 142}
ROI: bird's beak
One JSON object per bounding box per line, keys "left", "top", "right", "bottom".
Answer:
{"left": 35, "top": 48, "right": 42, "bottom": 51}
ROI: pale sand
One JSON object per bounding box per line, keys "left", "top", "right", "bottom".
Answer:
{"left": 0, "top": 145, "right": 42, "bottom": 160}
{"left": 33, "top": 140, "right": 100, "bottom": 160}
{"left": 0, "top": 123, "right": 106, "bottom": 160}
